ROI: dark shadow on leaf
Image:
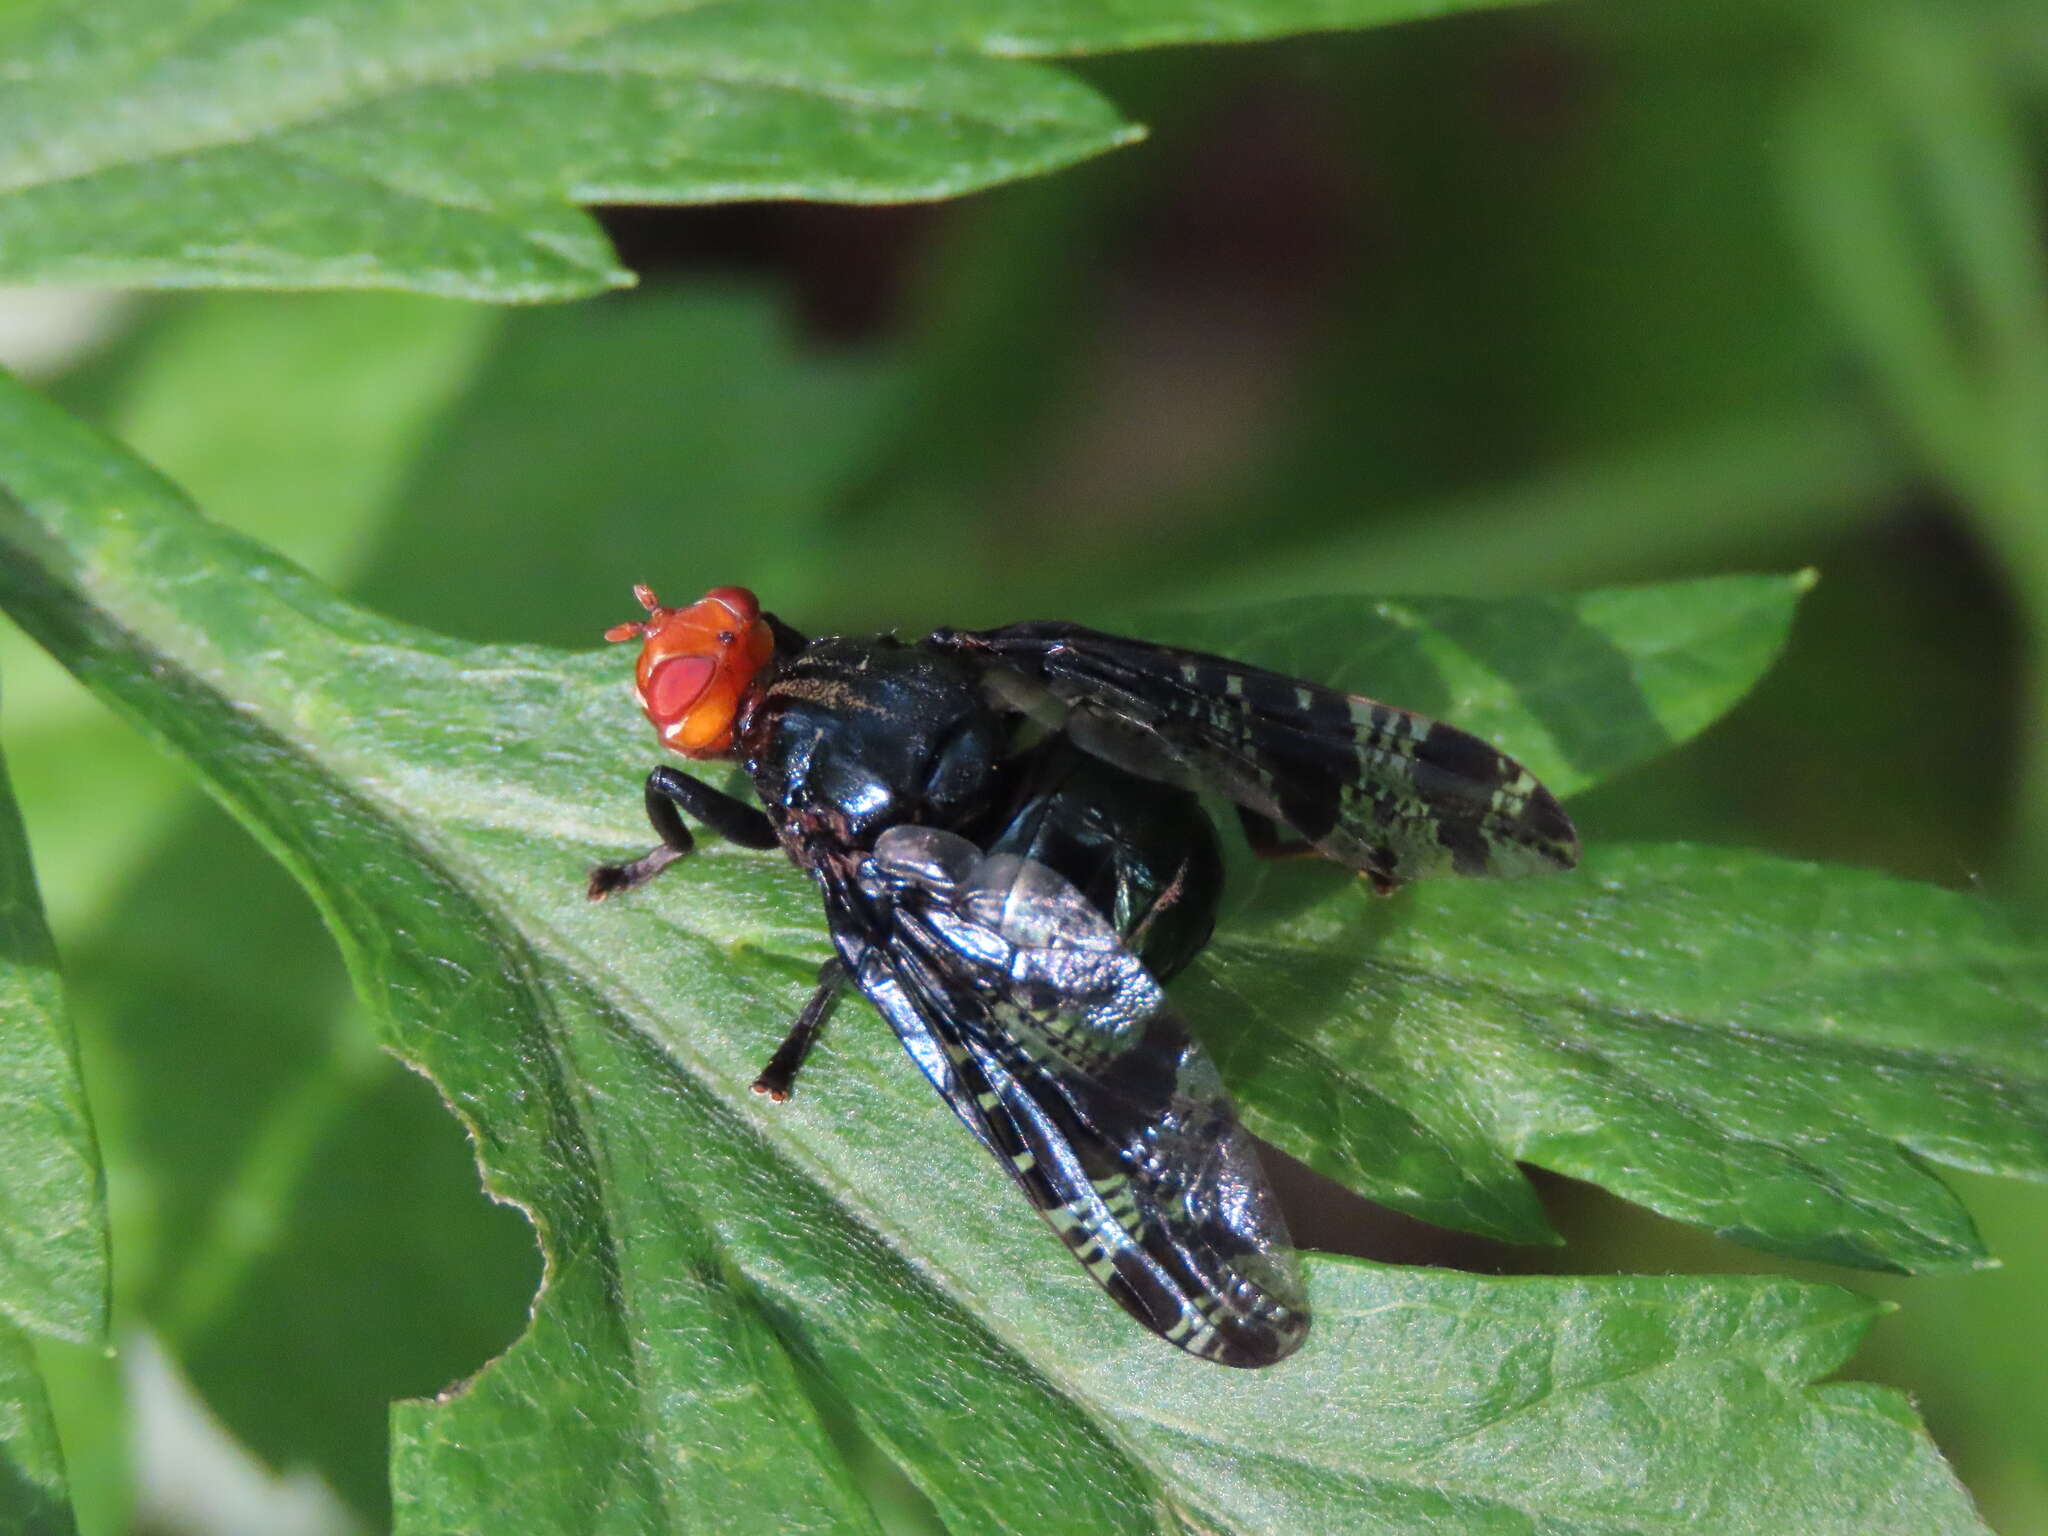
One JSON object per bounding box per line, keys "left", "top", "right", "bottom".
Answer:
{"left": 0, "top": 1452, "right": 72, "bottom": 1536}
{"left": 1255, "top": 1135, "right": 1532, "bottom": 1272}
{"left": 1402, "top": 593, "right": 1674, "bottom": 781}
{"left": 1180, "top": 865, "right": 1556, "bottom": 1247}
{"left": 0, "top": 739, "right": 60, "bottom": 979}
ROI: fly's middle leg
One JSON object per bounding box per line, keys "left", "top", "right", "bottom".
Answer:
{"left": 752, "top": 959, "right": 846, "bottom": 1101}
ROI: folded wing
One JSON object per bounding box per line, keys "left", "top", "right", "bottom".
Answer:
{"left": 835, "top": 824, "right": 1308, "bottom": 1368}
{"left": 931, "top": 621, "right": 1578, "bottom": 888}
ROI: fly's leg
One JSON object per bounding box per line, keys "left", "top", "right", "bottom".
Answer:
{"left": 1237, "top": 806, "right": 1399, "bottom": 894}
{"left": 752, "top": 959, "right": 846, "bottom": 1101}
{"left": 587, "top": 766, "right": 778, "bottom": 900}
{"left": 642, "top": 764, "right": 779, "bottom": 850}
{"left": 1236, "top": 806, "right": 1318, "bottom": 860}
{"left": 1126, "top": 851, "right": 1196, "bottom": 953}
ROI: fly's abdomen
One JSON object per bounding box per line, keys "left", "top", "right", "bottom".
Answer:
{"left": 977, "top": 741, "right": 1222, "bottom": 987}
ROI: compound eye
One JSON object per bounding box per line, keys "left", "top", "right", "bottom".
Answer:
{"left": 647, "top": 654, "right": 716, "bottom": 724}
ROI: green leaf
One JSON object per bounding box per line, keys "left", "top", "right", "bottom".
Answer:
{"left": 0, "top": 1326, "right": 78, "bottom": 1536}
{"left": 1201, "top": 842, "right": 2048, "bottom": 1265}
{"left": 0, "top": 372, "right": 1999, "bottom": 1531}
{"left": 845, "top": 0, "right": 1557, "bottom": 54}
{"left": 0, "top": 0, "right": 1550, "bottom": 300}
{"left": 0, "top": 730, "right": 103, "bottom": 1346}
{"left": 0, "top": 724, "right": 106, "bottom": 1533}
{"left": 1114, "top": 573, "right": 1813, "bottom": 801}
{"left": 0, "top": 3, "right": 1118, "bottom": 299}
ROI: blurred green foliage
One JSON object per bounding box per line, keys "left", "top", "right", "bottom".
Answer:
{"left": 1, "top": 0, "right": 2046, "bottom": 1529}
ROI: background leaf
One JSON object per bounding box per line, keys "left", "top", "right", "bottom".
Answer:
{"left": 1779, "top": 2, "right": 2048, "bottom": 905}
{"left": 0, "top": 725, "right": 107, "bottom": 1533}
{"left": 0, "top": 354, "right": 2002, "bottom": 1532}
{"left": 0, "top": 0, "right": 1547, "bottom": 299}
{"left": 0, "top": 1325, "right": 78, "bottom": 1536}
{"left": 0, "top": 733, "right": 103, "bottom": 1347}
{"left": 1117, "top": 574, "right": 1813, "bottom": 801}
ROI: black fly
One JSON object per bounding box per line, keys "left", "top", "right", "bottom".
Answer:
{"left": 589, "top": 585, "right": 1579, "bottom": 1367}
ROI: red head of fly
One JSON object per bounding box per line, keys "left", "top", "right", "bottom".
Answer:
{"left": 605, "top": 584, "right": 775, "bottom": 759}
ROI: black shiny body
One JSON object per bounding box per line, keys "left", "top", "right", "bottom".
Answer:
{"left": 736, "top": 634, "right": 1221, "bottom": 977}
{"left": 738, "top": 637, "right": 1003, "bottom": 857}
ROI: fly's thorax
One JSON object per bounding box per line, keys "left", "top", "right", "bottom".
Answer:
{"left": 739, "top": 637, "right": 1009, "bottom": 852}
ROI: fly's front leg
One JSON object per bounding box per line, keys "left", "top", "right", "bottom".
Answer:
{"left": 752, "top": 959, "right": 846, "bottom": 1101}
{"left": 587, "top": 766, "right": 778, "bottom": 900}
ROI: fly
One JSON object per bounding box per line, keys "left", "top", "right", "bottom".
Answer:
{"left": 589, "top": 584, "right": 1579, "bottom": 1367}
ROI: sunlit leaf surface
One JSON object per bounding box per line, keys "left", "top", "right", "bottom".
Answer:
{"left": 0, "top": 371, "right": 2007, "bottom": 1530}
{"left": 0, "top": 0, "right": 1545, "bottom": 299}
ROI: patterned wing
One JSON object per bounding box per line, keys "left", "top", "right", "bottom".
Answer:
{"left": 930, "top": 621, "right": 1579, "bottom": 888}
{"left": 830, "top": 825, "right": 1308, "bottom": 1368}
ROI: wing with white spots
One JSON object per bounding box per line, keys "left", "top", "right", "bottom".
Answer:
{"left": 929, "top": 621, "right": 1578, "bottom": 889}
{"left": 838, "top": 825, "right": 1308, "bottom": 1368}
